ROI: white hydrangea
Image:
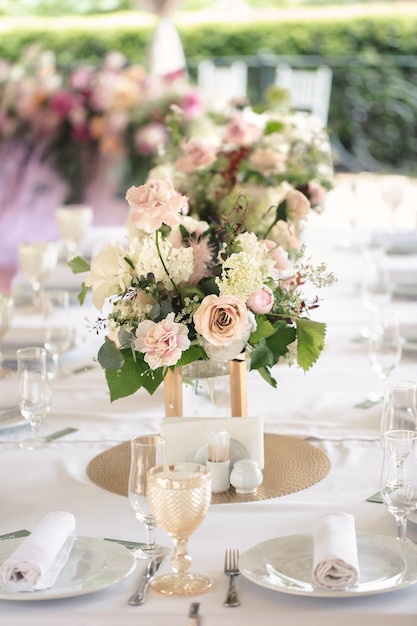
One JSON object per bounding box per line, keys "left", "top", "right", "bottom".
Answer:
{"left": 84, "top": 242, "right": 133, "bottom": 309}
{"left": 130, "top": 235, "right": 194, "bottom": 290}
{"left": 217, "top": 232, "right": 274, "bottom": 300}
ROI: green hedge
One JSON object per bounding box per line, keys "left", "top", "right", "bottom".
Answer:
{"left": 1, "top": 12, "right": 417, "bottom": 65}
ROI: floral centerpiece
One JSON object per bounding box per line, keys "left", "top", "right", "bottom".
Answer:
{"left": 70, "top": 179, "right": 335, "bottom": 401}
{"left": 147, "top": 103, "right": 334, "bottom": 252}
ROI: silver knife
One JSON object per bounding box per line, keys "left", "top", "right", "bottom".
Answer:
{"left": 188, "top": 602, "right": 200, "bottom": 626}
{"left": 128, "top": 555, "right": 165, "bottom": 605}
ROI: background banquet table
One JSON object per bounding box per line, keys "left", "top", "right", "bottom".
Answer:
{"left": 0, "top": 174, "right": 417, "bottom": 625}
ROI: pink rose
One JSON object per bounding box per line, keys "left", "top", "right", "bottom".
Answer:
{"left": 175, "top": 138, "right": 217, "bottom": 172}
{"left": 249, "top": 148, "right": 286, "bottom": 176}
{"left": 193, "top": 294, "right": 248, "bottom": 347}
{"left": 307, "top": 181, "right": 327, "bottom": 206}
{"left": 225, "top": 114, "right": 263, "bottom": 146}
{"left": 261, "top": 239, "right": 289, "bottom": 271}
{"left": 179, "top": 89, "right": 205, "bottom": 119}
{"left": 134, "top": 123, "right": 168, "bottom": 155}
{"left": 126, "top": 180, "right": 188, "bottom": 233}
{"left": 285, "top": 189, "right": 310, "bottom": 221}
{"left": 246, "top": 287, "right": 274, "bottom": 314}
{"left": 134, "top": 313, "right": 190, "bottom": 370}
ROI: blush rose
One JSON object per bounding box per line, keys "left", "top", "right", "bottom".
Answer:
{"left": 246, "top": 286, "right": 274, "bottom": 314}
{"left": 126, "top": 179, "right": 188, "bottom": 233}
{"left": 134, "top": 313, "right": 190, "bottom": 370}
{"left": 193, "top": 294, "right": 248, "bottom": 347}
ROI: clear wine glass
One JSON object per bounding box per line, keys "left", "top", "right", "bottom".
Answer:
{"left": 368, "top": 306, "right": 402, "bottom": 402}
{"left": 380, "top": 430, "right": 417, "bottom": 541}
{"left": 147, "top": 462, "right": 213, "bottom": 596}
{"left": 0, "top": 294, "right": 13, "bottom": 378}
{"left": 18, "top": 241, "right": 58, "bottom": 308}
{"left": 128, "top": 435, "right": 169, "bottom": 559}
{"left": 360, "top": 246, "right": 392, "bottom": 339}
{"left": 42, "top": 289, "right": 73, "bottom": 378}
{"left": 16, "top": 347, "right": 52, "bottom": 450}
{"left": 380, "top": 379, "right": 417, "bottom": 446}
{"left": 379, "top": 175, "right": 407, "bottom": 232}
{"left": 55, "top": 205, "right": 93, "bottom": 262}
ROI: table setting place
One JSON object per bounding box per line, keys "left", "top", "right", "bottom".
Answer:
{"left": 2, "top": 179, "right": 417, "bottom": 626}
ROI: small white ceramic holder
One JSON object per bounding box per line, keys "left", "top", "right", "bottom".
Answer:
{"left": 230, "top": 458, "right": 263, "bottom": 494}
{"left": 206, "top": 459, "right": 230, "bottom": 493}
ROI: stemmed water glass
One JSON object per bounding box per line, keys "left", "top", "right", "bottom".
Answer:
{"left": 380, "top": 379, "right": 417, "bottom": 445}
{"left": 147, "top": 462, "right": 213, "bottom": 596}
{"left": 128, "top": 435, "right": 169, "bottom": 559}
{"left": 0, "top": 294, "right": 13, "bottom": 378}
{"left": 55, "top": 205, "right": 93, "bottom": 261}
{"left": 360, "top": 246, "right": 392, "bottom": 339}
{"left": 18, "top": 241, "right": 58, "bottom": 307}
{"left": 368, "top": 306, "right": 402, "bottom": 402}
{"left": 380, "top": 430, "right": 417, "bottom": 541}
{"left": 16, "top": 347, "right": 52, "bottom": 450}
{"left": 42, "top": 289, "right": 74, "bottom": 378}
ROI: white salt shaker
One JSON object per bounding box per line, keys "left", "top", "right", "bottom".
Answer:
{"left": 230, "top": 459, "right": 263, "bottom": 494}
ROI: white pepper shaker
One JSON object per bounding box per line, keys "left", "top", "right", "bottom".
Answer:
{"left": 230, "top": 458, "right": 263, "bottom": 494}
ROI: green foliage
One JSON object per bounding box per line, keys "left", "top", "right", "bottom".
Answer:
{"left": 296, "top": 318, "right": 326, "bottom": 372}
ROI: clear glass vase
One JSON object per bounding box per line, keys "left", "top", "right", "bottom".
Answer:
{"left": 164, "top": 360, "right": 247, "bottom": 418}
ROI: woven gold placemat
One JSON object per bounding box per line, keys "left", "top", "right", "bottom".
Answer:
{"left": 87, "top": 434, "right": 331, "bottom": 504}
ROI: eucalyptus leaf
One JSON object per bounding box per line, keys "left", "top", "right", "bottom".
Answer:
{"left": 98, "top": 337, "right": 125, "bottom": 371}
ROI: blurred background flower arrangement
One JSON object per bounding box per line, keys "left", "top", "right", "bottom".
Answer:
{"left": 147, "top": 100, "right": 334, "bottom": 252}
{"left": 70, "top": 179, "right": 336, "bottom": 401}
{"left": 0, "top": 45, "right": 204, "bottom": 209}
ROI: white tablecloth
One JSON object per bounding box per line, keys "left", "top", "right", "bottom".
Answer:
{"left": 1, "top": 176, "right": 417, "bottom": 625}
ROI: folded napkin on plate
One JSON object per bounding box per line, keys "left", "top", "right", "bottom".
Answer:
{"left": 0, "top": 511, "right": 76, "bottom": 592}
{"left": 312, "top": 512, "right": 359, "bottom": 590}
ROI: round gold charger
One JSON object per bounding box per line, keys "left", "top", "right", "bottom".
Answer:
{"left": 87, "top": 434, "right": 331, "bottom": 504}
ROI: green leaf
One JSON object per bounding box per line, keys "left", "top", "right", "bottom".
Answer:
{"left": 105, "top": 349, "right": 164, "bottom": 401}
{"left": 256, "top": 365, "right": 278, "bottom": 388}
{"left": 98, "top": 337, "right": 125, "bottom": 371}
{"left": 265, "top": 321, "right": 296, "bottom": 358}
{"left": 296, "top": 318, "right": 327, "bottom": 371}
{"left": 68, "top": 256, "right": 90, "bottom": 273}
{"left": 249, "top": 316, "right": 276, "bottom": 344}
{"left": 250, "top": 340, "right": 275, "bottom": 370}
{"left": 77, "top": 283, "right": 90, "bottom": 305}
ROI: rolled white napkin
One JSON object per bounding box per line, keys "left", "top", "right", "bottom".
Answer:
{"left": 312, "top": 512, "right": 359, "bottom": 590}
{"left": 0, "top": 511, "right": 76, "bottom": 592}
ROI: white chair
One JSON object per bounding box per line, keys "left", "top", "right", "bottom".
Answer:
{"left": 274, "top": 63, "right": 333, "bottom": 128}
{"left": 197, "top": 59, "right": 248, "bottom": 112}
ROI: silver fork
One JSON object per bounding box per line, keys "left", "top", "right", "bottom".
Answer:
{"left": 223, "top": 548, "right": 240, "bottom": 607}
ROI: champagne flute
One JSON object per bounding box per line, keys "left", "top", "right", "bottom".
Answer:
{"left": 380, "top": 430, "right": 417, "bottom": 541}
{"left": 128, "top": 435, "right": 169, "bottom": 559}
{"left": 368, "top": 306, "right": 402, "bottom": 402}
{"left": 17, "top": 347, "right": 51, "bottom": 450}
{"left": 147, "top": 462, "right": 213, "bottom": 596}
{"left": 380, "top": 379, "right": 417, "bottom": 445}
{"left": 18, "top": 241, "right": 58, "bottom": 307}
{"left": 42, "top": 290, "right": 73, "bottom": 378}
{"left": 0, "top": 294, "right": 13, "bottom": 378}
{"left": 55, "top": 205, "right": 93, "bottom": 261}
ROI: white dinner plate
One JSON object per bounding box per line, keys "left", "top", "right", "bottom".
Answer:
{"left": 240, "top": 533, "right": 417, "bottom": 598}
{"left": 0, "top": 410, "right": 27, "bottom": 431}
{"left": 0, "top": 536, "right": 136, "bottom": 601}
